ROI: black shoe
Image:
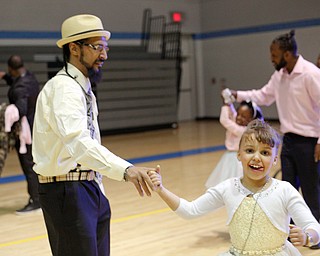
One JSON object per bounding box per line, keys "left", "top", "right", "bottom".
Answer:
{"left": 15, "top": 199, "right": 41, "bottom": 216}
{"left": 310, "top": 243, "right": 320, "bottom": 250}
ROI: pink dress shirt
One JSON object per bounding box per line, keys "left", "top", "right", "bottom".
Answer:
{"left": 237, "top": 55, "right": 320, "bottom": 143}
{"left": 219, "top": 104, "right": 246, "bottom": 151}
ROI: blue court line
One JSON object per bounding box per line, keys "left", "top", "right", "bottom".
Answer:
{"left": 193, "top": 17, "right": 320, "bottom": 40}
{"left": 0, "top": 144, "right": 225, "bottom": 185}
{"left": 129, "top": 145, "right": 226, "bottom": 164}
{"left": 0, "top": 175, "right": 26, "bottom": 184}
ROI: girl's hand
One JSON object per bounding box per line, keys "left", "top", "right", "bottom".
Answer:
{"left": 148, "top": 165, "right": 162, "bottom": 192}
{"left": 289, "top": 224, "right": 306, "bottom": 247}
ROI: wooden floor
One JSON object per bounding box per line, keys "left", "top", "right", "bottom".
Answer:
{"left": 0, "top": 120, "right": 317, "bottom": 255}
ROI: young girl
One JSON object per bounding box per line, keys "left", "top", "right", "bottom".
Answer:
{"left": 149, "top": 120, "right": 320, "bottom": 255}
{"left": 205, "top": 99, "right": 263, "bottom": 188}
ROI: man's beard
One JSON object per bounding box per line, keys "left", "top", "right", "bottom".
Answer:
{"left": 80, "top": 54, "right": 103, "bottom": 84}
{"left": 88, "top": 68, "right": 103, "bottom": 84}
{"left": 275, "top": 56, "right": 287, "bottom": 71}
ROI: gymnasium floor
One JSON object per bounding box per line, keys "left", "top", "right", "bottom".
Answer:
{"left": 0, "top": 120, "right": 317, "bottom": 255}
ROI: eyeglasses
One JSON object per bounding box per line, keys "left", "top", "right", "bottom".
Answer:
{"left": 77, "top": 42, "right": 109, "bottom": 53}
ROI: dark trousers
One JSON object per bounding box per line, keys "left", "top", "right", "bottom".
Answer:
{"left": 15, "top": 141, "right": 39, "bottom": 204}
{"left": 281, "top": 133, "right": 320, "bottom": 221}
{"left": 39, "top": 180, "right": 111, "bottom": 256}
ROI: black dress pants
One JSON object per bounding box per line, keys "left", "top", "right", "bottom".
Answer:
{"left": 281, "top": 133, "right": 320, "bottom": 221}
{"left": 39, "top": 180, "right": 111, "bottom": 256}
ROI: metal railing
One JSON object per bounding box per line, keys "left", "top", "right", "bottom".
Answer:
{"left": 141, "top": 9, "right": 181, "bottom": 59}
{"left": 141, "top": 9, "right": 182, "bottom": 101}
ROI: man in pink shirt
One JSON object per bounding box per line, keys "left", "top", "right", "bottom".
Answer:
{"left": 230, "top": 30, "right": 320, "bottom": 249}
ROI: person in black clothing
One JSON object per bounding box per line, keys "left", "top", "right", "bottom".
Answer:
{"left": 0, "top": 55, "right": 40, "bottom": 215}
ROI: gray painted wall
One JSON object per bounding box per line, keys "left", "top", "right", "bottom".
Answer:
{"left": 1, "top": 0, "right": 320, "bottom": 120}
{"left": 0, "top": 0, "right": 201, "bottom": 34}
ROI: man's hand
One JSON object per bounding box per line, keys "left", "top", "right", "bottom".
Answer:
{"left": 0, "top": 71, "right": 5, "bottom": 79}
{"left": 314, "top": 144, "right": 320, "bottom": 162}
{"left": 229, "top": 89, "right": 237, "bottom": 100}
{"left": 125, "top": 166, "right": 156, "bottom": 197}
{"left": 221, "top": 88, "right": 236, "bottom": 105}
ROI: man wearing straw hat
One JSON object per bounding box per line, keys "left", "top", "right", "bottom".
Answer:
{"left": 32, "top": 14, "right": 156, "bottom": 256}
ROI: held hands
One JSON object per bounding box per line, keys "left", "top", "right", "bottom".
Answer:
{"left": 148, "top": 165, "right": 163, "bottom": 192}
{"left": 229, "top": 89, "right": 237, "bottom": 100}
{"left": 289, "top": 224, "right": 306, "bottom": 247}
{"left": 125, "top": 166, "right": 157, "bottom": 197}
{"left": 221, "top": 88, "right": 237, "bottom": 105}
{"left": 148, "top": 165, "right": 180, "bottom": 210}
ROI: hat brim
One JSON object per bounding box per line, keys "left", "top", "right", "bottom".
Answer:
{"left": 56, "top": 30, "right": 111, "bottom": 48}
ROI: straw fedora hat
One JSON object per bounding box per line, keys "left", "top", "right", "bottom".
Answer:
{"left": 56, "top": 14, "right": 111, "bottom": 48}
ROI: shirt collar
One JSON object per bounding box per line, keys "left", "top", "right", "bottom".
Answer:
{"left": 61, "top": 63, "right": 91, "bottom": 94}
{"left": 281, "top": 55, "right": 303, "bottom": 75}
{"left": 290, "top": 55, "right": 304, "bottom": 74}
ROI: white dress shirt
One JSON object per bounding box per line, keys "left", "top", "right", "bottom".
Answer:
{"left": 32, "top": 63, "right": 130, "bottom": 180}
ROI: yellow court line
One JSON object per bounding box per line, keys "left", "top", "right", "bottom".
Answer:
{"left": 111, "top": 207, "right": 170, "bottom": 223}
{"left": 0, "top": 235, "right": 48, "bottom": 248}
{"left": 0, "top": 208, "right": 170, "bottom": 248}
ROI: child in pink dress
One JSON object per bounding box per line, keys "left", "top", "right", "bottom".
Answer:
{"left": 205, "top": 99, "right": 263, "bottom": 188}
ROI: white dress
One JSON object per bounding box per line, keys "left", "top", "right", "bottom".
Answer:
{"left": 176, "top": 178, "right": 320, "bottom": 256}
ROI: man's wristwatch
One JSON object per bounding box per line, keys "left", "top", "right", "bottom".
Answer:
{"left": 123, "top": 166, "right": 132, "bottom": 182}
{"left": 305, "top": 232, "right": 314, "bottom": 247}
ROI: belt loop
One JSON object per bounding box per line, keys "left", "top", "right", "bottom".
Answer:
{"left": 78, "top": 171, "right": 82, "bottom": 181}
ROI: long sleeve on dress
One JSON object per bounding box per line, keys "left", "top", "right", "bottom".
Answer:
{"left": 219, "top": 105, "right": 246, "bottom": 151}
{"left": 175, "top": 178, "right": 320, "bottom": 244}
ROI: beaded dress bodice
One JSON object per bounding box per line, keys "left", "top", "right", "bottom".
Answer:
{"left": 229, "top": 196, "right": 288, "bottom": 255}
